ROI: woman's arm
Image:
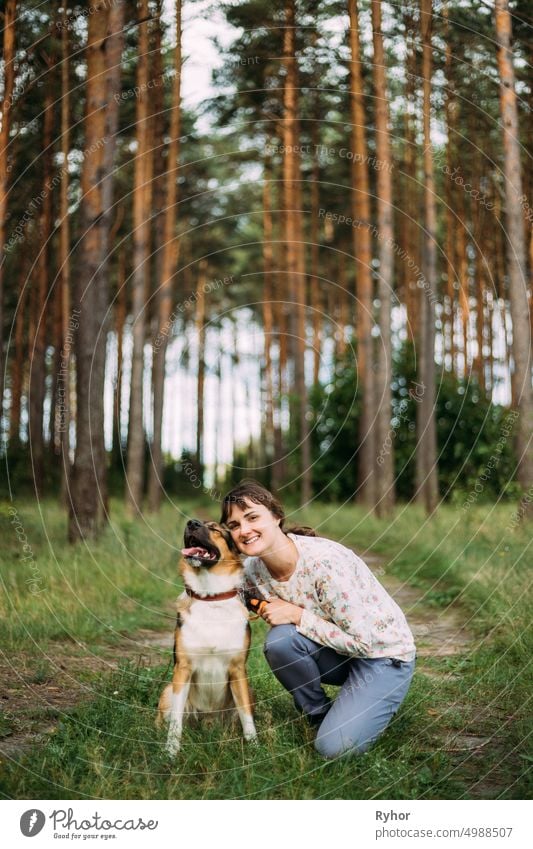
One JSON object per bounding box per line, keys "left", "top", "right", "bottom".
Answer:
{"left": 296, "top": 558, "right": 374, "bottom": 656}
{"left": 297, "top": 604, "right": 372, "bottom": 656}
{"left": 259, "top": 566, "right": 373, "bottom": 655}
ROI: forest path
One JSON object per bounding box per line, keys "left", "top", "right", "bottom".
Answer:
{"left": 364, "top": 553, "right": 506, "bottom": 800}
{"left": 0, "top": 550, "right": 504, "bottom": 798}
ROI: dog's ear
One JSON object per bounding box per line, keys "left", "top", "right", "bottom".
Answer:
{"left": 220, "top": 525, "right": 240, "bottom": 555}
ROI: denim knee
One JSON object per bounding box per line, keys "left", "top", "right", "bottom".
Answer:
{"left": 263, "top": 624, "right": 300, "bottom": 665}
{"left": 314, "top": 728, "right": 368, "bottom": 760}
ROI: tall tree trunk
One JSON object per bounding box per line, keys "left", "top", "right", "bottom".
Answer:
{"left": 336, "top": 251, "right": 347, "bottom": 360}
{"left": 262, "top": 150, "right": 275, "bottom": 474}
{"left": 126, "top": 0, "right": 153, "bottom": 517}
{"left": 471, "top": 143, "right": 487, "bottom": 394}
{"left": 69, "top": 1, "right": 123, "bottom": 541}
{"left": 495, "top": 0, "right": 533, "bottom": 519}
{"left": 310, "top": 73, "right": 322, "bottom": 387}
{"left": 348, "top": 0, "right": 375, "bottom": 506}
{"left": 29, "top": 82, "right": 54, "bottom": 495}
{"left": 195, "top": 260, "right": 207, "bottom": 482}
{"left": 493, "top": 193, "right": 511, "bottom": 387}
{"left": 213, "top": 334, "right": 222, "bottom": 490}
{"left": 148, "top": 0, "right": 182, "bottom": 512}
{"left": 371, "top": 0, "right": 395, "bottom": 517}
{"left": 271, "top": 180, "right": 286, "bottom": 491}
{"left": 59, "top": 0, "right": 72, "bottom": 501}
{"left": 402, "top": 7, "right": 420, "bottom": 344}
{"left": 48, "top": 276, "right": 63, "bottom": 455}
{"left": 10, "top": 266, "right": 27, "bottom": 444}
{"left": 415, "top": 0, "right": 439, "bottom": 515}
{"left": 444, "top": 10, "right": 457, "bottom": 375}
{"left": 0, "top": 0, "right": 17, "bottom": 408}
{"left": 455, "top": 177, "right": 470, "bottom": 376}
{"left": 283, "top": 0, "right": 311, "bottom": 503}
{"left": 113, "top": 247, "right": 127, "bottom": 460}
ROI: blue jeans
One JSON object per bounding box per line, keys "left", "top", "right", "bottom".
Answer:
{"left": 263, "top": 624, "right": 415, "bottom": 759}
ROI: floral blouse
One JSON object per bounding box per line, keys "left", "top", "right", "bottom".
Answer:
{"left": 244, "top": 533, "right": 416, "bottom": 662}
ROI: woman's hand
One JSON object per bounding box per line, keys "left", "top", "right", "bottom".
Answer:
{"left": 262, "top": 598, "right": 303, "bottom": 627}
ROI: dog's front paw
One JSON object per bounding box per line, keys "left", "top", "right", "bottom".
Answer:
{"left": 241, "top": 715, "right": 258, "bottom": 744}
{"left": 244, "top": 727, "right": 259, "bottom": 745}
{"left": 165, "top": 723, "right": 182, "bottom": 756}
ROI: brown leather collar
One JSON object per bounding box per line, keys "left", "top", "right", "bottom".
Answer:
{"left": 185, "top": 587, "right": 239, "bottom": 602}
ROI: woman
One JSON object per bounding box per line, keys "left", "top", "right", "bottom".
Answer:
{"left": 220, "top": 479, "right": 416, "bottom": 760}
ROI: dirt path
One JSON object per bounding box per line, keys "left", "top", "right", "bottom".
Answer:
{"left": 0, "top": 553, "right": 502, "bottom": 797}
{"left": 364, "top": 555, "right": 507, "bottom": 799}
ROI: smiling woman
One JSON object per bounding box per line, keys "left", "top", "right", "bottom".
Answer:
{"left": 220, "top": 480, "right": 416, "bottom": 760}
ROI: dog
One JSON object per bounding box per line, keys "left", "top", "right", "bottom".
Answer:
{"left": 157, "top": 518, "right": 258, "bottom": 755}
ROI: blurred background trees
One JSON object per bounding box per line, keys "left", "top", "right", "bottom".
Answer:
{"left": 0, "top": 0, "right": 531, "bottom": 537}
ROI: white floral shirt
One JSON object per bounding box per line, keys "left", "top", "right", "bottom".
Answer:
{"left": 244, "top": 533, "right": 416, "bottom": 662}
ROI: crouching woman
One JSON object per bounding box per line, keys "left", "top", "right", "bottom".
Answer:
{"left": 220, "top": 480, "right": 416, "bottom": 760}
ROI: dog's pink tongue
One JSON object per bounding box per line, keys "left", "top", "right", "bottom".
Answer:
{"left": 181, "top": 546, "right": 208, "bottom": 557}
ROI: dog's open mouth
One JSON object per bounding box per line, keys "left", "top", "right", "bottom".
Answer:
{"left": 182, "top": 523, "right": 221, "bottom": 566}
{"left": 181, "top": 546, "right": 218, "bottom": 562}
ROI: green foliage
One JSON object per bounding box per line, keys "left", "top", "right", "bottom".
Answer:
{"left": 309, "top": 350, "right": 361, "bottom": 501}
{"left": 392, "top": 343, "right": 519, "bottom": 501}
{"left": 308, "top": 344, "right": 518, "bottom": 503}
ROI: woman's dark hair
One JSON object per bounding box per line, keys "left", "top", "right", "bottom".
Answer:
{"left": 220, "top": 479, "right": 316, "bottom": 537}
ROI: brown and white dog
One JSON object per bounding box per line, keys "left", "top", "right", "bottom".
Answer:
{"left": 157, "top": 519, "right": 258, "bottom": 755}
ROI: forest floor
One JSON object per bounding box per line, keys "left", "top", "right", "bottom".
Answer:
{"left": 0, "top": 555, "right": 495, "bottom": 792}
{"left": 0, "top": 498, "right": 530, "bottom": 799}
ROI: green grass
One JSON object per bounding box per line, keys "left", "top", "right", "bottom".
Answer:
{"left": 0, "top": 497, "right": 531, "bottom": 799}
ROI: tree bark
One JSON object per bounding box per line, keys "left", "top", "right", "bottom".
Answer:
{"left": 402, "top": 6, "right": 420, "bottom": 344}
{"left": 495, "top": 0, "right": 533, "bottom": 519}
{"left": 29, "top": 80, "right": 54, "bottom": 495}
{"left": 348, "top": 0, "right": 375, "bottom": 506}
{"left": 0, "top": 0, "right": 17, "bottom": 408}
{"left": 262, "top": 150, "right": 275, "bottom": 474}
{"left": 113, "top": 247, "right": 127, "bottom": 460}
{"left": 454, "top": 173, "right": 470, "bottom": 376}
{"left": 10, "top": 265, "right": 27, "bottom": 444}
{"left": 148, "top": 0, "right": 182, "bottom": 511}
{"left": 283, "top": 0, "right": 311, "bottom": 503}
{"left": 271, "top": 180, "right": 286, "bottom": 490}
{"left": 195, "top": 259, "right": 207, "bottom": 482}
{"left": 58, "top": 0, "right": 72, "bottom": 501}
{"left": 415, "top": 0, "right": 439, "bottom": 515}
{"left": 371, "top": 0, "right": 395, "bottom": 517}
{"left": 310, "top": 71, "right": 322, "bottom": 387}
{"left": 444, "top": 13, "right": 457, "bottom": 375}
{"left": 69, "top": 1, "right": 123, "bottom": 541}
{"left": 126, "top": 0, "right": 153, "bottom": 516}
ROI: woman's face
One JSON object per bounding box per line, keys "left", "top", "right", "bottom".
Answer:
{"left": 224, "top": 498, "right": 281, "bottom": 557}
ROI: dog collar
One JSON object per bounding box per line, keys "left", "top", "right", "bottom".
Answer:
{"left": 185, "top": 588, "right": 239, "bottom": 602}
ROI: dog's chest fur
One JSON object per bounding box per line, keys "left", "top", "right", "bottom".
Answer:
{"left": 178, "top": 570, "right": 248, "bottom": 712}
